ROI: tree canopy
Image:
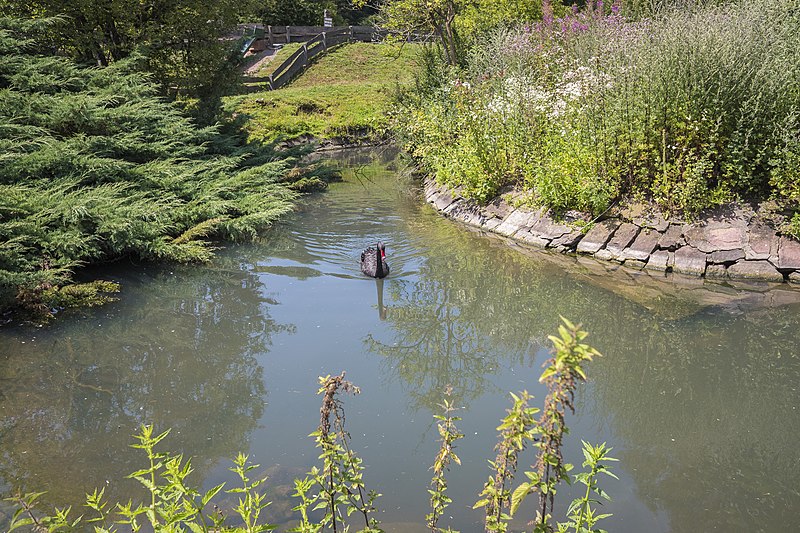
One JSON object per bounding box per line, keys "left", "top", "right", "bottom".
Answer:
{"left": 376, "top": 0, "right": 551, "bottom": 65}
{"left": 0, "top": 0, "right": 255, "bottom": 94}
{"left": 259, "top": 0, "right": 378, "bottom": 26}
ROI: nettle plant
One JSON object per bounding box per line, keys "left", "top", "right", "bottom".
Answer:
{"left": 474, "top": 317, "right": 616, "bottom": 533}
{"left": 423, "top": 318, "right": 617, "bottom": 533}
{"left": 5, "top": 425, "right": 275, "bottom": 533}
{"left": 291, "top": 373, "right": 382, "bottom": 533}
{"left": 4, "top": 320, "right": 613, "bottom": 533}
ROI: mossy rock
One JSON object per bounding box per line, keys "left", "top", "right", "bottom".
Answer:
{"left": 288, "top": 177, "right": 328, "bottom": 192}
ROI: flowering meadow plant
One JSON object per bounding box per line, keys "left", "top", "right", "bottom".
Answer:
{"left": 397, "top": 0, "right": 800, "bottom": 227}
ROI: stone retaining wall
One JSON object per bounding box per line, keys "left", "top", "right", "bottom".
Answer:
{"left": 424, "top": 178, "right": 800, "bottom": 283}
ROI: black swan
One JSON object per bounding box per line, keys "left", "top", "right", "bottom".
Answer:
{"left": 361, "top": 242, "right": 390, "bottom": 278}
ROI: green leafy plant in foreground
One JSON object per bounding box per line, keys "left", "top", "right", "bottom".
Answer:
{"left": 291, "top": 373, "right": 382, "bottom": 533}
{"left": 229, "top": 453, "right": 276, "bottom": 533}
{"left": 3, "top": 321, "right": 612, "bottom": 533}
{"left": 560, "top": 441, "right": 617, "bottom": 533}
{"left": 426, "top": 389, "right": 463, "bottom": 533}
{"left": 4, "top": 424, "right": 268, "bottom": 533}
{"left": 475, "top": 317, "right": 616, "bottom": 533}
{"left": 474, "top": 390, "right": 538, "bottom": 533}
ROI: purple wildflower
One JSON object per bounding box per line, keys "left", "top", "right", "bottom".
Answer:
{"left": 543, "top": 0, "right": 554, "bottom": 26}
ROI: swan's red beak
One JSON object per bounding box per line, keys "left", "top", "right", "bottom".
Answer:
{"left": 381, "top": 250, "right": 386, "bottom": 259}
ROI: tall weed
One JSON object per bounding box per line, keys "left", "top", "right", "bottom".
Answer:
{"left": 4, "top": 321, "right": 611, "bottom": 533}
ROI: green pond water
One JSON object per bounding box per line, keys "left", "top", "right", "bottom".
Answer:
{"left": 2, "top": 147, "right": 800, "bottom": 532}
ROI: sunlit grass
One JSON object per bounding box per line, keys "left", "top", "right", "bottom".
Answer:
{"left": 230, "top": 43, "right": 421, "bottom": 143}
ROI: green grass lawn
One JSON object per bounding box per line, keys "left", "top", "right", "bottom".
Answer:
{"left": 230, "top": 42, "right": 421, "bottom": 144}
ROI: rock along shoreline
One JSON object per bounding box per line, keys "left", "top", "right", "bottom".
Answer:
{"left": 424, "top": 178, "right": 800, "bottom": 284}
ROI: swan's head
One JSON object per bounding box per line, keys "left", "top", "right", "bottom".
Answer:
{"left": 377, "top": 242, "right": 386, "bottom": 260}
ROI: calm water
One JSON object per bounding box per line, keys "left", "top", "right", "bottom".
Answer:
{"left": 2, "top": 148, "right": 800, "bottom": 532}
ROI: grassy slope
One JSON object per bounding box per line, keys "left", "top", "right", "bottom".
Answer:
{"left": 259, "top": 43, "right": 302, "bottom": 74}
{"left": 230, "top": 42, "right": 421, "bottom": 144}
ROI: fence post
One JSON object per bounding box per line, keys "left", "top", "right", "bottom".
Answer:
{"left": 268, "top": 74, "right": 274, "bottom": 91}
{"left": 322, "top": 31, "right": 327, "bottom": 51}
{"left": 302, "top": 43, "right": 308, "bottom": 67}
{"left": 286, "top": 25, "right": 291, "bottom": 44}
{"left": 348, "top": 25, "right": 353, "bottom": 42}
{"left": 267, "top": 25, "right": 273, "bottom": 47}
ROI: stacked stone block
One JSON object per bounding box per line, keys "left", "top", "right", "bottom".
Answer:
{"left": 424, "top": 179, "right": 800, "bottom": 283}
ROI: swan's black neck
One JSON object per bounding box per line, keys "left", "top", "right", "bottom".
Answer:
{"left": 375, "top": 244, "right": 385, "bottom": 277}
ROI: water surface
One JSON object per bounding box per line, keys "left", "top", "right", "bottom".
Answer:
{"left": 2, "top": 147, "right": 799, "bottom": 532}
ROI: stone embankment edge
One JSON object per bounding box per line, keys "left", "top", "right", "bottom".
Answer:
{"left": 280, "top": 131, "right": 391, "bottom": 152}
{"left": 423, "top": 178, "right": 800, "bottom": 284}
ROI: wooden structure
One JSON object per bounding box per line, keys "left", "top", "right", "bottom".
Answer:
{"left": 264, "top": 25, "right": 379, "bottom": 46}
{"left": 265, "top": 26, "right": 385, "bottom": 90}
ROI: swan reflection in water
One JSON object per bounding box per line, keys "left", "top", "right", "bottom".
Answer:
{"left": 375, "top": 278, "right": 387, "bottom": 320}
{"left": 361, "top": 242, "right": 389, "bottom": 319}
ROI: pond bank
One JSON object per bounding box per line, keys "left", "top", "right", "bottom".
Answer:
{"left": 424, "top": 178, "right": 800, "bottom": 284}
{"left": 281, "top": 131, "right": 390, "bottom": 152}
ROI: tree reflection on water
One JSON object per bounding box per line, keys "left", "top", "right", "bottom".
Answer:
{"left": 584, "top": 305, "right": 800, "bottom": 532}
{"left": 363, "top": 215, "right": 566, "bottom": 411}
{"left": 0, "top": 259, "right": 294, "bottom": 511}
{"left": 5, "top": 147, "right": 799, "bottom": 533}
{"left": 360, "top": 167, "right": 800, "bottom": 531}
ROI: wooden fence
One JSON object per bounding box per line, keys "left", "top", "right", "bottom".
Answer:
{"left": 265, "top": 26, "right": 386, "bottom": 90}
{"left": 264, "top": 25, "right": 381, "bottom": 46}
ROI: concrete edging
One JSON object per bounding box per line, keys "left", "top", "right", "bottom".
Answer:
{"left": 424, "top": 178, "right": 800, "bottom": 284}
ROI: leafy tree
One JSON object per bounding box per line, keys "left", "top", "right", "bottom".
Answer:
{"left": 374, "top": 0, "right": 552, "bottom": 66}
{"left": 260, "top": 0, "right": 336, "bottom": 26}
{"left": 0, "top": 0, "right": 256, "bottom": 94}
{"left": 458, "top": 0, "right": 545, "bottom": 37}
{"left": 259, "top": 0, "right": 378, "bottom": 27}
{"left": 380, "top": 0, "right": 462, "bottom": 65}
{"left": 335, "top": 0, "right": 380, "bottom": 25}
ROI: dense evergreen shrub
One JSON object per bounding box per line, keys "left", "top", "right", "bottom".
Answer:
{"left": 396, "top": 0, "right": 800, "bottom": 222}
{"left": 0, "top": 18, "right": 321, "bottom": 315}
